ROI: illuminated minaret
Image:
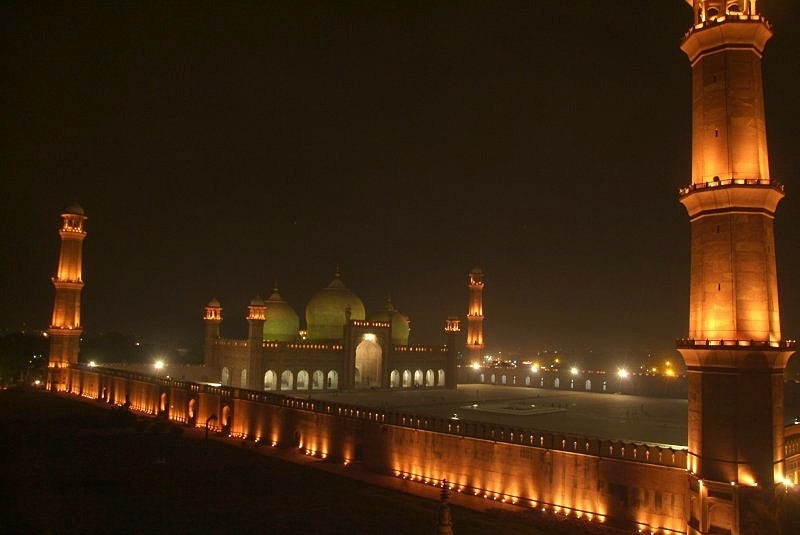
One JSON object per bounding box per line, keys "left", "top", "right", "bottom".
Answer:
{"left": 677, "top": 3, "right": 795, "bottom": 533}
{"left": 47, "top": 204, "right": 87, "bottom": 390}
{"left": 246, "top": 296, "right": 266, "bottom": 390}
{"left": 203, "top": 298, "right": 223, "bottom": 367}
{"left": 466, "top": 267, "right": 484, "bottom": 363}
{"left": 445, "top": 316, "right": 460, "bottom": 388}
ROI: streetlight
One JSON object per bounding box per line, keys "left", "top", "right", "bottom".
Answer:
{"left": 617, "top": 368, "right": 629, "bottom": 394}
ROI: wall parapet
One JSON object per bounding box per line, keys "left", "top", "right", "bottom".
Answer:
{"left": 70, "top": 365, "right": 687, "bottom": 470}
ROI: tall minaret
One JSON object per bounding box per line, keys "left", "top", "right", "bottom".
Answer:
{"left": 246, "top": 296, "right": 266, "bottom": 390}
{"left": 677, "top": 3, "right": 795, "bottom": 534}
{"left": 203, "top": 298, "right": 223, "bottom": 368}
{"left": 47, "top": 204, "right": 87, "bottom": 390}
{"left": 465, "top": 267, "right": 484, "bottom": 363}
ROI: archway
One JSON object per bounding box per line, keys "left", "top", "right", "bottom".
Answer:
{"left": 585, "top": 379, "right": 592, "bottom": 391}
{"left": 425, "top": 369, "right": 434, "bottom": 386}
{"left": 554, "top": 378, "right": 560, "bottom": 389}
{"left": 240, "top": 369, "right": 247, "bottom": 388}
{"left": 312, "top": 370, "right": 324, "bottom": 390}
{"left": 297, "top": 370, "right": 309, "bottom": 390}
{"left": 402, "top": 370, "right": 411, "bottom": 388}
{"left": 437, "top": 369, "right": 445, "bottom": 386}
{"left": 390, "top": 370, "right": 400, "bottom": 388}
{"left": 187, "top": 398, "right": 197, "bottom": 425}
{"left": 354, "top": 339, "right": 382, "bottom": 388}
{"left": 414, "top": 369, "right": 423, "bottom": 388}
{"left": 326, "top": 370, "right": 339, "bottom": 390}
{"left": 221, "top": 405, "right": 232, "bottom": 433}
{"left": 281, "top": 370, "right": 293, "bottom": 391}
{"left": 264, "top": 370, "right": 276, "bottom": 390}
{"left": 221, "top": 367, "right": 230, "bottom": 386}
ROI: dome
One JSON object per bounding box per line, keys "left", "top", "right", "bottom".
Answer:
{"left": 64, "top": 203, "right": 85, "bottom": 215}
{"left": 263, "top": 287, "right": 300, "bottom": 342}
{"left": 368, "top": 298, "right": 411, "bottom": 346}
{"left": 305, "top": 270, "right": 365, "bottom": 341}
{"left": 207, "top": 298, "right": 221, "bottom": 308}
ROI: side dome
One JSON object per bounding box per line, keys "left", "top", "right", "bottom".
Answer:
{"left": 305, "top": 270, "right": 365, "bottom": 341}
{"left": 368, "top": 298, "right": 411, "bottom": 346}
{"left": 262, "top": 287, "right": 300, "bottom": 342}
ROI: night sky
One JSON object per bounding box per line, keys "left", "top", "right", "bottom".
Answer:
{"left": 2, "top": 2, "right": 798, "bottom": 369}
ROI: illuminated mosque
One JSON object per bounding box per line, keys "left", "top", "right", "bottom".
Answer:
{"left": 200, "top": 268, "right": 466, "bottom": 392}
{"left": 46, "top": 2, "right": 800, "bottom": 533}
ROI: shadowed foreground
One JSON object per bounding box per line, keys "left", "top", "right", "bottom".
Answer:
{"left": 0, "top": 388, "right": 625, "bottom": 534}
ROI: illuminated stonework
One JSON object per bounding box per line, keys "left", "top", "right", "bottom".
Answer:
{"left": 678, "top": 2, "right": 796, "bottom": 533}
{"left": 465, "top": 267, "right": 485, "bottom": 363}
{"left": 47, "top": 204, "right": 87, "bottom": 384}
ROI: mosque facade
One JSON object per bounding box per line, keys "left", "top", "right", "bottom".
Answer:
{"left": 202, "top": 269, "right": 458, "bottom": 392}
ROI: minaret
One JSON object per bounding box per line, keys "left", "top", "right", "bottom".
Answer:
{"left": 246, "top": 296, "right": 266, "bottom": 390}
{"left": 47, "top": 204, "right": 87, "bottom": 391}
{"left": 203, "top": 298, "right": 223, "bottom": 368}
{"left": 465, "top": 267, "right": 484, "bottom": 364}
{"left": 444, "top": 316, "right": 460, "bottom": 389}
{"left": 677, "top": 3, "right": 795, "bottom": 534}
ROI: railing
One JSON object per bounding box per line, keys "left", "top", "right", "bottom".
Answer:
{"left": 678, "top": 177, "right": 782, "bottom": 196}
{"left": 676, "top": 338, "right": 796, "bottom": 350}
{"left": 75, "top": 365, "right": 688, "bottom": 470}
{"left": 683, "top": 13, "right": 770, "bottom": 40}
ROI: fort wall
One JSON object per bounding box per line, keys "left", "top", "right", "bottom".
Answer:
{"left": 60, "top": 365, "right": 691, "bottom": 533}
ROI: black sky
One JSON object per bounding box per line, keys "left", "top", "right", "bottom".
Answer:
{"left": 2, "top": 1, "right": 798, "bottom": 369}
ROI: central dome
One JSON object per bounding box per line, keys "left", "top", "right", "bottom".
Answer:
{"left": 305, "top": 269, "right": 365, "bottom": 341}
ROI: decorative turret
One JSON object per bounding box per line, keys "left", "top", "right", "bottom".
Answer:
{"left": 677, "top": 3, "right": 795, "bottom": 533}
{"left": 47, "top": 204, "right": 87, "bottom": 390}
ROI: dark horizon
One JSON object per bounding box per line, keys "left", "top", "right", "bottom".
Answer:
{"left": 2, "top": 2, "right": 798, "bottom": 370}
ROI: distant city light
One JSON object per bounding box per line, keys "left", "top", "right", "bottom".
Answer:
{"left": 154, "top": 360, "right": 165, "bottom": 370}
{"left": 530, "top": 363, "right": 540, "bottom": 373}
{"left": 570, "top": 366, "right": 578, "bottom": 376}
{"left": 617, "top": 368, "right": 629, "bottom": 379}
{"left": 471, "top": 362, "right": 480, "bottom": 370}
{"left": 88, "top": 361, "right": 97, "bottom": 367}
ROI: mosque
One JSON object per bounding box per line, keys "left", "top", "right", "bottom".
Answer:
{"left": 200, "top": 268, "right": 467, "bottom": 392}
{"left": 46, "top": 2, "right": 799, "bottom": 533}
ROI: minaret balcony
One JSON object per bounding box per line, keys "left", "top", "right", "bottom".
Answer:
{"left": 679, "top": 179, "right": 784, "bottom": 219}
{"left": 681, "top": 16, "right": 772, "bottom": 63}
{"left": 677, "top": 338, "right": 795, "bottom": 350}
{"left": 685, "top": 13, "right": 768, "bottom": 38}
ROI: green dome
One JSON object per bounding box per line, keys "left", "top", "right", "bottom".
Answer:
{"left": 305, "top": 270, "right": 365, "bottom": 341}
{"left": 262, "top": 287, "right": 299, "bottom": 342}
{"left": 368, "top": 298, "right": 411, "bottom": 346}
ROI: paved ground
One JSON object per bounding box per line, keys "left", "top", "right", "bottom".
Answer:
{"left": 306, "top": 384, "right": 690, "bottom": 446}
